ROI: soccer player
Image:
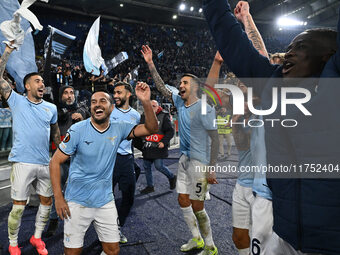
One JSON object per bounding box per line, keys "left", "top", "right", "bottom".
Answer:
{"left": 49, "top": 82, "right": 158, "bottom": 255}
{"left": 110, "top": 81, "right": 141, "bottom": 243}
{"left": 0, "top": 44, "right": 61, "bottom": 255}
{"left": 142, "top": 45, "right": 219, "bottom": 255}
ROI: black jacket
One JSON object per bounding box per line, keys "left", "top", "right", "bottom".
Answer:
{"left": 135, "top": 109, "right": 174, "bottom": 159}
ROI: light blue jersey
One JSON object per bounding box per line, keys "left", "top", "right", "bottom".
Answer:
{"left": 172, "top": 93, "right": 217, "bottom": 165}
{"left": 7, "top": 91, "right": 57, "bottom": 165}
{"left": 110, "top": 106, "right": 140, "bottom": 155}
{"left": 59, "top": 118, "right": 135, "bottom": 208}
{"left": 250, "top": 115, "right": 272, "bottom": 200}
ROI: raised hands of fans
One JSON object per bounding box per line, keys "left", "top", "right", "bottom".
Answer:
{"left": 141, "top": 45, "right": 153, "bottom": 64}
{"left": 234, "top": 1, "right": 250, "bottom": 23}
{"left": 135, "top": 81, "right": 151, "bottom": 103}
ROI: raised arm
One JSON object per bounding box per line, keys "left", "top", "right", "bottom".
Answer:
{"left": 205, "top": 51, "right": 224, "bottom": 87}
{"left": 234, "top": 1, "right": 269, "bottom": 59}
{"left": 203, "top": 0, "right": 275, "bottom": 91}
{"left": 129, "top": 82, "right": 158, "bottom": 138}
{"left": 0, "top": 45, "right": 14, "bottom": 100}
{"left": 141, "top": 45, "right": 173, "bottom": 103}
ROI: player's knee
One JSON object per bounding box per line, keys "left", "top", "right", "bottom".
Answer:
{"left": 232, "top": 229, "right": 250, "bottom": 249}
{"left": 178, "top": 194, "right": 190, "bottom": 207}
{"left": 191, "top": 201, "right": 204, "bottom": 212}
{"left": 39, "top": 195, "right": 52, "bottom": 206}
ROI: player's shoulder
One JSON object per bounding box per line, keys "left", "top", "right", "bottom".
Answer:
{"left": 69, "top": 118, "right": 89, "bottom": 132}
{"left": 129, "top": 107, "right": 140, "bottom": 117}
{"left": 41, "top": 100, "right": 57, "bottom": 111}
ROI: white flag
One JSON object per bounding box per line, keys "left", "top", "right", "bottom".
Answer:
{"left": 83, "top": 17, "right": 104, "bottom": 76}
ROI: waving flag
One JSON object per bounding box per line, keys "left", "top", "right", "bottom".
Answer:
{"left": 104, "top": 51, "right": 128, "bottom": 73}
{"left": 0, "top": 0, "right": 39, "bottom": 93}
{"left": 44, "top": 25, "right": 76, "bottom": 62}
{"left": 83, "top": 17, "right": 104, "bottom": 76}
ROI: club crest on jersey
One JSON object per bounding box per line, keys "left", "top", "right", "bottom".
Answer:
{"left": 107, "top": 136, "right": 117, "bottom": 145}
{"left": 63, "top": 132, "right": 70, "bottom": 143}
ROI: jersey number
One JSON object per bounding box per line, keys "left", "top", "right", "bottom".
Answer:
{"left": 251, "top": 238, "right": 261, "bottom": 255}
{"left": 196, "top": 183, "right": 202, "bottom": 194}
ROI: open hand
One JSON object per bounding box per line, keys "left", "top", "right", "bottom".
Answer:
{"left": 141, "top": 45, "right": 153, "bottom": 64}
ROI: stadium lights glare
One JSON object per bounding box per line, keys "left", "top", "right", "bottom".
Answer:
{"left": 190, "top": 6, "right": 194, "bottom": 11}
{"left": 120, "top": 3, "right": 123, "bottom": 7}
{"left": 179, "top": 3, "right": 186, "bottom": 11}
{"left": 199, "top": 8, "right": 203, "bottom": 13}
{"left": 173, "top": 14, "right": 178, "bottom": 19}
{"left": 277, "top": 17, "right": 307, "bottom": 27}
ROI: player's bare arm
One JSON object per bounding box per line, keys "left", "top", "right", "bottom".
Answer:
{"left": 234, "top": 1, "right": 269, "bottom": 58}
{"left": 141, "top": 45, "right": 173, "bottom": 103}
{"left": 206, "top": 51, "right": 224, "bottom": 87}
{"left": 232, "top": 115, "right": 250, "bottom": 151}
{"left": 129, "top": 82, "right": 158, "bottom": 138}
{"left": 51, "top": 123, "right": 61, "bottom": 147}
{"left": 0, "top": 45, "right": 14, "bottom": 100}
{"left": 49, "top": 149, "right": 71, "bottom": 220}
{"left": 207, "top": 130, "right": 219, "bottom": 184}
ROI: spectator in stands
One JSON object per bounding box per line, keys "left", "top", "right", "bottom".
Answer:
{"left": 137, "top": 100, "right": 176, "bottom": 194}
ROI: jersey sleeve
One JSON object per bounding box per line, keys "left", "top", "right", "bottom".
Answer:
{"left": 172, "top": 93, "right": 182, "bottom": 108}
{"left": 121, "top": 121, "right": 137, "bottom": 141}
{"left": 6, "top": 90, "right": 20, "bottom": 110}
{"left": 201, "top": 104, "right": 217, "bottom": 130}
{"left": 50, "top": 104, "right": 58, "bottom": 124}
{"left": 59, "top": 125, "right": 80, "bottom": 156}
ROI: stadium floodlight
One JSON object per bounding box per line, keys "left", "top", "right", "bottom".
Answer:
{"left": 190, "top": 6, "right": 194, "bottom": 11}
{"left": 179, "top": 3, "right": 186, "bottom": 11}
{"left": 199, "top": 8, "right": 203, "bottom": 13}
{"left": 173, "top": 14, "right": 178, "bottom": 19}
{"left": 120, "top": 3, "right": 123, "bottom": 7}
{"left": 277, "top": 16, "right": 306, "bottom": 27}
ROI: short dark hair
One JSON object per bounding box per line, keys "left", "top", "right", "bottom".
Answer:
{"left": 92, "top": 89, "right": 114, "bottom": 105}
{"left": 23, "top": 72, "right": 41, "bottom": 85}
{"left": 181, "top": 73, "right": 201, "bottom": 86}
{"left": 113, "top": 81, "right": 133, "bottom": 93}
{"left": 305, "top": 28, "right": 337, "bottom": 53}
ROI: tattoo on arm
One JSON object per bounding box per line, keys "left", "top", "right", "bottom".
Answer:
{"left": 245, "top": 16, "right": 269, "bottom": 58}
{"left": 148, "top": 62, "right": 173, "bottom": 103}
{"left": 51, "top": 123, "right": 61, "bottom": 146}
{"left": 232, "top": 124, "right": 250, "bottom": 151}
{"left": 0, "top": 48, "right": 14, "bottom": 100}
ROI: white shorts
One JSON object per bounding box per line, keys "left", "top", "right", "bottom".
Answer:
{"left": 10, "top": 162, "right": 52, "bottom": 201}
{"left": 176, "top": 154, "right": 210, "bottom": 201}
{"left": 232, "top": 182, "right": 254, "bottom": 229}
{"left": 266, "top": 232, "right": 323, "bottom": 255}
{"left": 251, "top": 196, "right": 273, "bottom": 255}
{"left": 64, "top": 200, "right": 120, "bottom": 248}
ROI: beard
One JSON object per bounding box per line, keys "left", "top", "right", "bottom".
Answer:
{"left": 114, "top": 97, "right": 126, "bottom": 108}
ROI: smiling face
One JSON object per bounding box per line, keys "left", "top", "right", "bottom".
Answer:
{"left": 282, "top": 31, "right": 335, "bottom": 79}
{"left": 25, "top": 75, "right": 45, "bottom": 101}
{"left": 90, "top": 91, "right": 113, "bottom": 124}
{"left": 113, "top": 85, "right": 130, "bottom": 108}
{"left": 178, "top": 76, "right": 198, "bottom": 101}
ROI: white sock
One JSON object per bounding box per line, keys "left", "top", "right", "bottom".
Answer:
{"left": 238, "top": 248, "right": 250, "bottom": 255}
{"left": 195, "top": 209, "right": 215, "bottom": 247}
{"left": 181, "top": 206, "right": 202, "bottom": 240}
{"left": 8, "top": 204, "right": 25, "bottom": 247}
{"left": 34, "top": 204, "right": 51, "bottom": 239}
